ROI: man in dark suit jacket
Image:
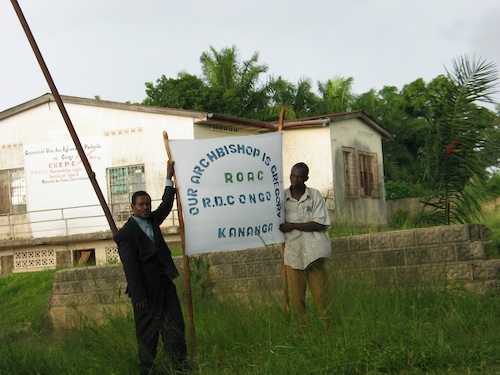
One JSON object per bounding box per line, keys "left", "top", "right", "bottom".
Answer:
{"left": 114, "top": 161, "right": 187, "bottom": 374}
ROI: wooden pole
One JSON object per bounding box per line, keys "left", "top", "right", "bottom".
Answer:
{"left": 10, "top": 0, "right": 117, "bottom": 235}
{"left": 162, "top": 131, "right": 196, "bottom": 359}
{"left": 278, "top": 108, "right": 290, "bottom": 319}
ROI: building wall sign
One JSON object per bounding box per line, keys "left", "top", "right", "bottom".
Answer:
{"left": 23, "top": 137, "right": 111, "bottom": 236}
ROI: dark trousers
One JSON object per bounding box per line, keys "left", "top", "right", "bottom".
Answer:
{"left": 133, "top": 280, "right": 187, "bottom": 373}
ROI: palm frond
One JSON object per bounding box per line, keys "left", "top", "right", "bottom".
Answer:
{"left": 422, "top": 55, "right": 499, "bottom": 224}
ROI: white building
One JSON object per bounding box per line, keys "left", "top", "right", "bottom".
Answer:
{"left": 0, "top": 94, "right": 392, "bottom": 275}
{"left": 280, "top": 112, "right": 393, "bottom": 224}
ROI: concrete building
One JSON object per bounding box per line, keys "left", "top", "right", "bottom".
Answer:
{"left": 0, "top": 94, "right": 392, "bottom": 275}
{"left": 279, "top": 112, "right": 393, "bottom": 224}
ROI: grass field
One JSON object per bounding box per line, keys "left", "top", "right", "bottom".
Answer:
{"left": 1, "top": 209, "right": 499, "bottom": 374}
{"left": 0, "top": 264, "right": 499, "bottom": 374}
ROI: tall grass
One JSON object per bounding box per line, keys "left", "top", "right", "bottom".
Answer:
{"left": 1, "top": 268, "right": 499, "bottom": 374}
{"left": 0, "top": 269, "right": 53, "bottom": 337}
{"left": 483, "top": 210, "right": 500, "bottom": 258}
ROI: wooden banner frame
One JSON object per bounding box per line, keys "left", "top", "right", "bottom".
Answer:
{"left": 277, "top": 108, "right": 290, "bottom": 319}
{"left": 163, "top": 131, "right": 197, "bottom": 358}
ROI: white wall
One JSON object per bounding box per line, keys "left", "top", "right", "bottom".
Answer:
{"left": 330, "top": 118, "right": 387, "bottom": 224}
{"left": 0, "top": 99, "right": 204, "bottom": 238}
{"left": 282, "top": 127, "right": 333, "bottom": 194}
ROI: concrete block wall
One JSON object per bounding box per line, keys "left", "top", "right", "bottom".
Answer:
{"left": 204, "top": 244, "right": 283, "bottom": 303}
{"left": 48, "top": 224, "right": 499, "bottom": 328}
{"left": 49, "top": 264, "right": 129, "bottom": 329}
{"left": 329, "top": 224, "right": 498, "bottom": 291}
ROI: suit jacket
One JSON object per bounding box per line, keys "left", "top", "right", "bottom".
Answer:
{"left": 114, "top": 186, "right": 179, "bottom": 303}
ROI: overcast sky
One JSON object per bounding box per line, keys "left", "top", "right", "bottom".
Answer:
{"left": 1, "top": 0, "right": 499, "bottom": 113}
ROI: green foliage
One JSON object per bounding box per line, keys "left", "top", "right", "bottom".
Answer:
{"left": 263, "top": 77, "right": 320, "bottom": 120}
{"left": 385, "top": 180, "right": 412, "bottom": 199}
{"left": 143, "top": 45, "right": 358, "bottom": 121}
{"left": 483, "top": 170, "right": 500, "bottom": 197}
{"left": 168, "top": 241, "right": 183, "bottom": 257}
{"left": 317, "top": 76, "right": 356, "bottom": 113}
{"left": 198, "top": 45, "right": 270, "bottom": 118}
{"left": 483, "top": 209, "right": 500, "bottom": 258}
{"left": 143, "top": 48, "right": 500, "bottom": 224}
{"left": 187, "top": 255, "right": 212, "bottom": 299}
{"left": 389, "top": 209, "right": 435, "bottom": 230}
{"left": 356, "top": 82, "right": 431, "bottom": 183}
{"left": 143, "top": 73, "right": 211, "bottom": 111}
{"left": 385, "top": 180, "right": 429, "bottom": 200}
{"left": 420, "top": 56, "right": 500, "bottom": 224}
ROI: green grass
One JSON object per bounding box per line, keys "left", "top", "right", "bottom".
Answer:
{"left": 1, "top": 268, "right": 499, "bottom": 374}
{"left": 0, "top": 269, "right": 54, "bottom": 338}
{"left": 169, "top": 241, "right": 184, "bottom": 257}
{"left": 483, "top": 210, "right": 500, "bottom": 258}
{"left": 2, "top": 206, "right": 500, "bottom": 374}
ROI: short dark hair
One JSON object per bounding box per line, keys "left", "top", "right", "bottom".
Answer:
{"left": 131, "top": 191, "right": 150, "bottom": 205}
{"left": 292, "top": 162, "right": 309, "bottom": 177}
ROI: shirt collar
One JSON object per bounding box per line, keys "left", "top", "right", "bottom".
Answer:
{"left": 132, "top": 215, "right": 150, "bottom": 224}
{"left": 285, "top": 186, "right": 310, "bottom": 202}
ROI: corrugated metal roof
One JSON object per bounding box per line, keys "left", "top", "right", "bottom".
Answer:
{"left": 0, "top": 93, "right": 208, "bottom": 121}
{"left": 271, "top": 110, "right": 393, "bottom": 140}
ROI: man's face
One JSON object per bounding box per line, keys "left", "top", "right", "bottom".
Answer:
{"left": 131, "top": 195, "right": 151, "bottom": 219}
{"left": 290, "top": 166, "right": 308, "bottom": 189}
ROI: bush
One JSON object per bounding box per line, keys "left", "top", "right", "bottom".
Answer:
{"left": 389, "top": 209, "right": 435, "bottom": 230}
{"left": 484, "top": 170, "right": 500, "bottom": 198}
{"left": 385, "top": 180, "right": 428, "bottom": 200}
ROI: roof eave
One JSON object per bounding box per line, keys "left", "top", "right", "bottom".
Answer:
{"left": 196, "top": 113, "right": 276, "bottom": 131}
{"left": 0, "top": 93, "right": 208, "bottom": 121}
{"left": 272, "top": 110, "right": 394, "bottom": 140}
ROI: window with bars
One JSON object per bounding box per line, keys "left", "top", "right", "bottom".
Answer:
{"left": 358, "top": 152, "right": 380, "bottom": 197}
{"left": 342, "top": 148, "right": 380, "bottom": 198}
{"left": 107, "top": 165, "right": 145, "bottom": 221}
{"left": 0, "top": 168, "right": 27, "bottom": 214}
{"left": 342, "top": 148, "right": 358, "bottom": 198}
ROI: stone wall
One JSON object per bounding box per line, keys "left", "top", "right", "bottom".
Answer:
{"left": 329, "top": 224, "right": 499, "bottom": 292}
{"left": 49, "top": 264, "right": 129, "bottom": 328}
{"left": 49, "top": 224, "right": 500, "bottom": 329}
{"left": 0, "top": 254, "right": 13, "bottom": 275}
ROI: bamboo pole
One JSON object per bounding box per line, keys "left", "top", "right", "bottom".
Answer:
{"left": 10, "top": 0, "right": 117, "bottom": 235}
{"left": 162, "top": 131, "right": 196, "bottom": 359}
{"left": 278, "top": 108, "right": 290, "bottom": 319}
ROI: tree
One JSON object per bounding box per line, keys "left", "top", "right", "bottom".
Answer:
{"left": 263, "top": 77, "right": 319, "bottom": 120}
{"left": 199, "top": 45, "right": 269, "bottom": 118}
{"left": 420, "top": 56, "right": 500, "bottom": 224}
{"left": 317, "top": 76, "right": 356, "bottom": 113}
{"left": 143, "top": 73, "right": 210, "bottom": 111}
{"left": 355, "top": 84, "right": 428, "bottom": 184}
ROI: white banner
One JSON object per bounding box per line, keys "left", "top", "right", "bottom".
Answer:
{"left": 169, "top": 132, "right": 285, "bottom": 255}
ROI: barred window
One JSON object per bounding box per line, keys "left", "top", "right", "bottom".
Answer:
{"left": 342, "top": 148, "right": 357, "bottom": 198}
{"left": 342, "top": 148, "right": 380, "bottom": 199}
{"left": 358, "top": 151, "right": 380, "bottom": 198}
{"left": 107, "top": 165, "right": 145, "bottom": 221}
{"left": 0, "top": 168, "right": 27, "bottom": 214}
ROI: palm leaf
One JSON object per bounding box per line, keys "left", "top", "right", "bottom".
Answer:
{"left": 421, "top": 56, "right": 499, "bottom": 224}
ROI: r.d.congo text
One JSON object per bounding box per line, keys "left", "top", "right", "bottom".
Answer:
{"left": 202, "top": 192, "right": 272, "bottom": 208}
